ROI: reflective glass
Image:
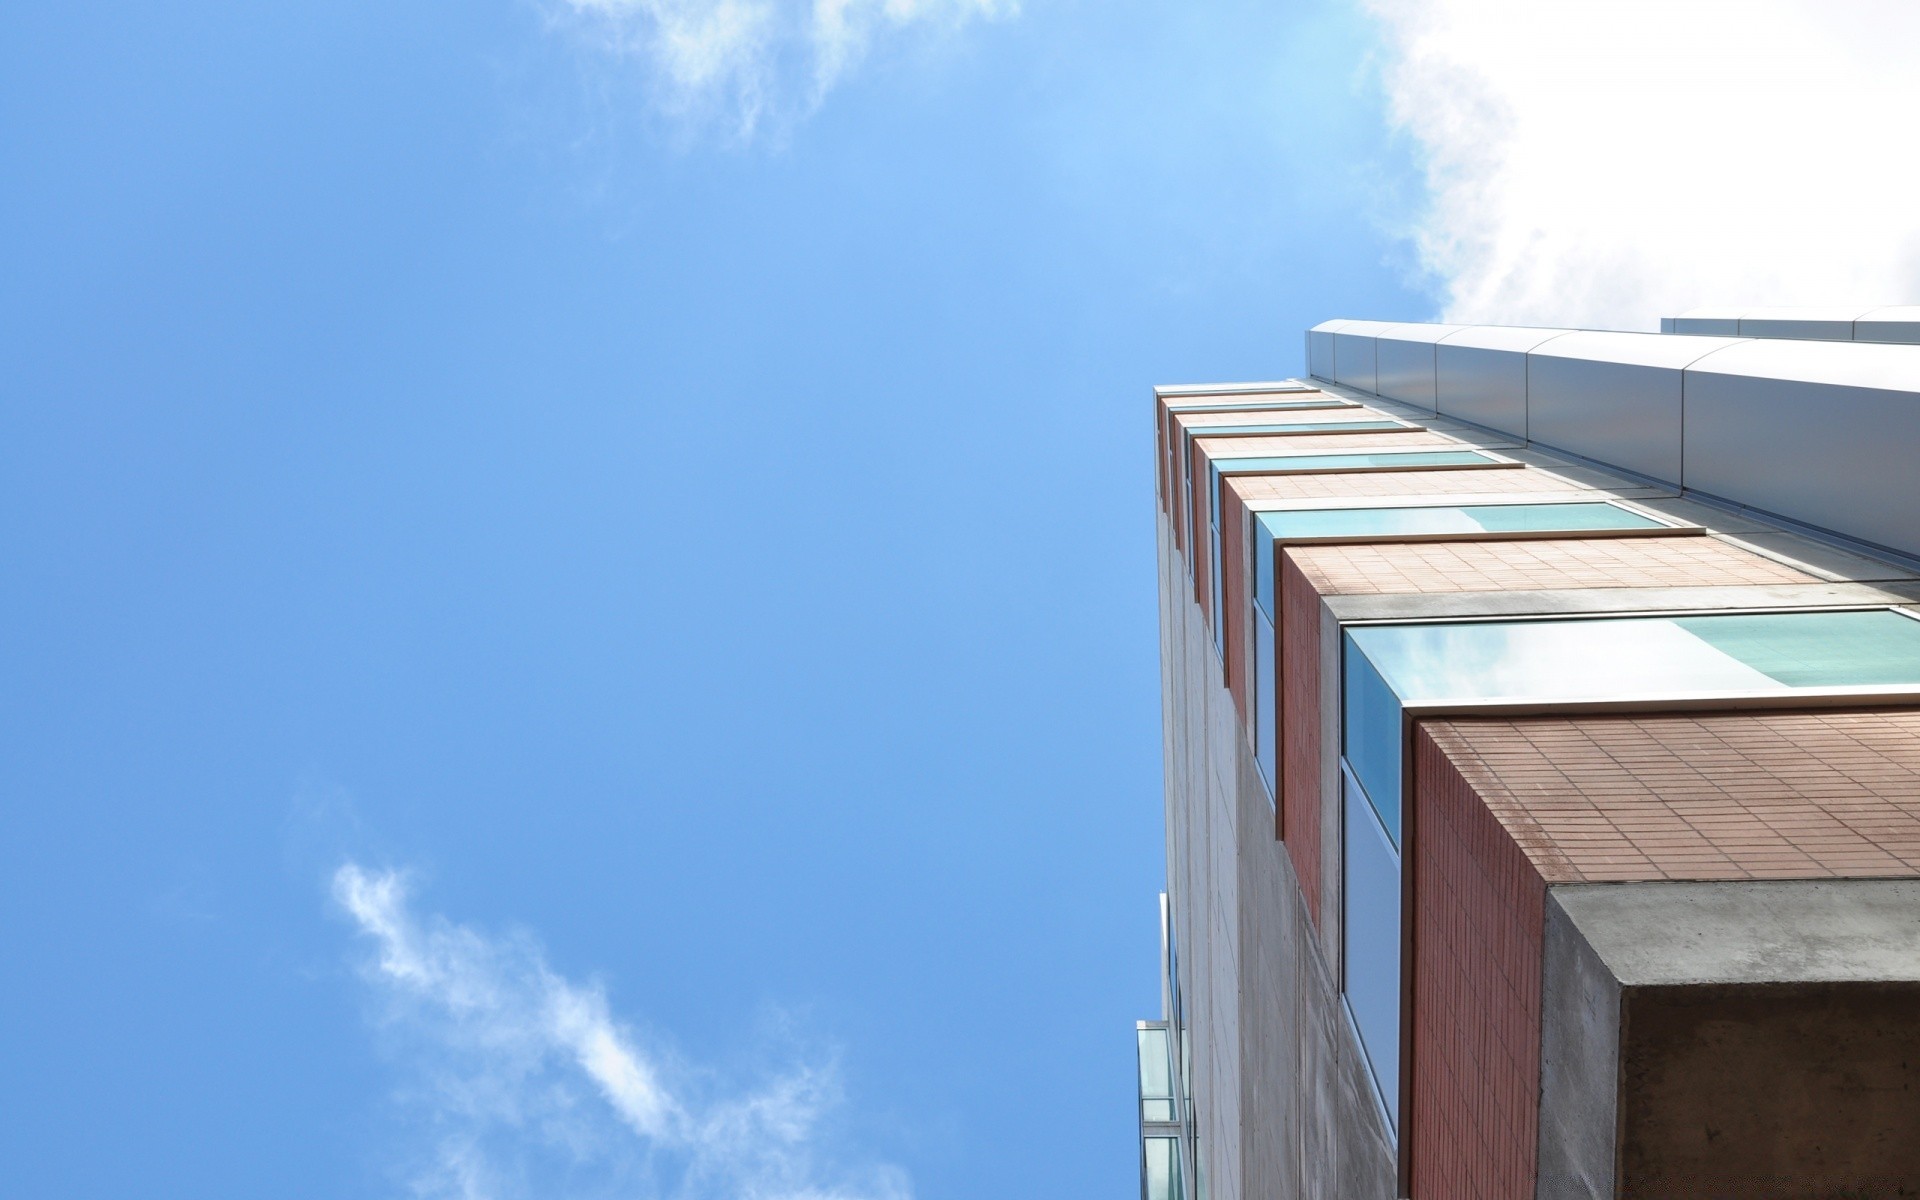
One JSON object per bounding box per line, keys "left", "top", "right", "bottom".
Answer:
{"left": 1137, "top": 1026, "right": 1173, "bottom": 1100}
{"left": 1186, "top": 419, "right": 1403, "bottom": 437}
{"left": 1253, "top": 518, "right": 1277, "bottom": 620}
{"left": 1254, "top": 611, "right": 1276, "bottom": 796}
{"left": 1215, "top": 450, "right": 1496, "bottom": 473}
{"left": 1341, "top": 610, "right": 1920, "bottom": 841}
{"left": 1342, "top": 644, "right": 1404, "bottom": 845}
{"left": 1342, "top": 766, "right": 1400, "bottom": 1131}
{"left": 1143, "top": 1136, "right": 1183, "bottom": 1200}
{"left": 1164, "top": 395, "right": 1326, "bottom": 411}
{"left": 1258, "top": 501, "right": 1662, "bottom": 542}
{"left": 1673, "top": 610, "right": 1920, "bottom": 686}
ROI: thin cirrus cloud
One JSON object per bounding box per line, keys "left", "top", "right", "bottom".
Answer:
{"left": 552, "top": 0, "right": 1017, "bottom": 137}
{"left": 1363, "top": 0, "right": 1920, "bottom": 330}
{"left": 333, "top": 864, "right": 909, "bottom": 1200}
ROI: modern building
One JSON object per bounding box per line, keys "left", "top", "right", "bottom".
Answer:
{"left": 1138, "top": 321, "right": 1920, "bottom": 1199}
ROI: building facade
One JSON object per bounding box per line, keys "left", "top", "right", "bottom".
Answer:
{"left": 1138, "top": 321, "right": 1920, "bottom": 1199}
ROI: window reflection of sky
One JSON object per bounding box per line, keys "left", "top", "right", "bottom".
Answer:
{"left": 1260, "top": 501, "right": 1660, "bottom": 542}
{"left": 1165, "top": 396, "right": 1339, "bottom": 411}
{"left": 1215, "top": 450, "right": 1493, "bottom": 472}
{"left": 1253, "top": 502, "right": 1667, "bottom": 618}
{"left": 1187, "top": 420, "right": 1404, "bottom": 437}
{"left": 1351, "top": 610, "right": 1920, "bottom": 707}
{"left": 1342, "top": 611, "right": 1920, "bottom": 845}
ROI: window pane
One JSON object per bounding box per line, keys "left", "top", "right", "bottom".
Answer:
{"left": 1257, "top": 501, "right": 1661, "bottom": 542}
{"left": 1253, "top": 517, "right": 1277, "bottom": 620}
{"left": 1343, "top": 767, "right": 1401, "bottom": 1131}
{"left": 1255, "top": 612, "right": 1276, "bottom": 796}
{"left": 1137, "top": 1026, "right": 1172, "bottom": 1099}
{"left": 1164, "top": 396, "right": 1329, "bottom": 411}
{"left": 1186, "top": 419, "right": 1403, "bottom": 436}
{"left": 1345, "top": 611, "right": 1920, "bottom": 710}
{"left": 1215, "top": 450, "right": 1496, "bottom": 473}
{"left": 1144, "top": 1136, "right": 1183, "bottom": 1200}
{"left": 1342, "top": 634, "right": 1404, "bottom": 846}
{"left": 1673, "top": 610, "right": 1920, "bottom": 686}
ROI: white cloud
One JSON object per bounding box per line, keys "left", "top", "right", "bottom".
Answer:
{"left": 332, "top": 863, "right": 909, "bottom": 1200}
{"left": 555, "top": 0, "right": 1014, "bottom": 137}
{"left": 1363, "top": 0, "right": 1920, "bottom": 330}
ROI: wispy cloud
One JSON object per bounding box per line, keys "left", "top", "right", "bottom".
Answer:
{"left": 333, "top": 863, "right": 909, "bottom": 1200}
{"left": 1363, "top": 0, "right": 1920, "bottom": 329}
{"left": 551, "top": 0, "right": 1016, "bottom": 138}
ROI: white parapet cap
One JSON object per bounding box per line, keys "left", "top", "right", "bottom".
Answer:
{"left": 1300, "top": 318, "right": 1920, "bottom": 567}
{"left": 1661, "top": 307, "right": 1920, "bottom": 344}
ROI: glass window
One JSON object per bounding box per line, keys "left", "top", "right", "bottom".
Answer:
{"left": 1258, "top": 501, "right": 1662, "bottom": 542}
{"left": 1253, "top": 518, "right": 1277, "bottom": 620}
{"left": 1143, "top": 1136, "right": 1185, "bottom": 1200}
{"left": 1341, "top": 608, "right": 1920, "bottom": 873}
{"left": 1342, "top": 764, "right": 1401, "bottom": 1131}
{"left": 1185, "top": 419, "right": 1404, "bottom": 437}
{"left": 1254, "top": 610, "right": 1276, "bottom": 795}
{"left": 1216, "top": 449, "right": 1497, "bottom": 474}
{"left": 1137, "top": 1026, "right": 1175, "bottom": 1123}
{"left": 1164, "top": 395, "right": 1329, "bottom": 412}
{"left": 1672, "top": 610, "right": 1920, "bottom": 686}
{"left": 1342, "top": 643, "right": 1405, "bottom": 846}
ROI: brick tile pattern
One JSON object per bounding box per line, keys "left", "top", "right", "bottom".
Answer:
{"left": 1288, "top": 536, "right": 1811, "bottom": 596}
{"left": 1188, "top": 443, "right": 1212, "bottom": 617}
{"left": 1221, "top": 481, "right": 1250, "bottom": 721}
{"left": 1279, "top": 553, "right": 1323, "bottom": 925}
{"left": 1409, "top": 725, "right": 1547, "bottom": 1200}
{"left": 1424, "top": 711, "right": 1920, "bottom": 883}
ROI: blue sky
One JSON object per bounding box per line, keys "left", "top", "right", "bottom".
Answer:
{"left": 7, "top": 0, "right": 1907, "bottom": 1196}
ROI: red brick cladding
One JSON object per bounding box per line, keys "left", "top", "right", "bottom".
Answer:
{"left": 1272, "top": 535, "right": 1812, "bottom": 935}
{"left": 1421, "top": 711, "right": 1920, "bottom": 883}
{"left": 1278, "top": 552, "right": 1323, "bottom": 924}
{"left": 1220, "top": 477, "right": 1251, "bottom": 719}
{"left": 1408, "top": 724, "right": 1545, "bottom": 1200}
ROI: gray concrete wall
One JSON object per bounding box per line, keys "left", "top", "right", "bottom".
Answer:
{"left": 1536, "top": 891, "right": 1621, "bottom": 1200}
{"left": 1157, "top": 506, "right": 1397, "bottom": 1200}
{"left": 1549, "top": 880, "right": 1920, "bottom": 1199}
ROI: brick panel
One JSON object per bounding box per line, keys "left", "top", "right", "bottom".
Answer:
{"left": 1188, "top": 441, "right": 1211, "bottom": 617}
{"left": 1409, "top": 725, "right": 1546, "bottom": 1200}
{"left": 1279, "top": 553, "right": 1323, "bottom": 925}
{"left": 1221, "top": 481, "right": 1250, "bottom": 720}
{"left": 1424, "top": 711, "right": 1920, "bottom": 883}
{"left": 1288, "top": 536, "right": 1811, "bottom": 596}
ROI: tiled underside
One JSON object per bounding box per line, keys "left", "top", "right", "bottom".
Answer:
{"left": 1286, "top": 535, "right": 1812, "bottom": 595}
{"left": 1422, "top": 710, "right": 1920, "bottom": 882}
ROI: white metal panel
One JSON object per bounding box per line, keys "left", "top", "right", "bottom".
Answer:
{"left": 1307, "top": 319, "right": 1352, "bottom": 381}
{"left": 1526, "top": 332, "right": 1743, "bottom": 486}
{"left": 1433, "top": 325, "right": 1574, "bottom": 438}
{"left": 1737, "top": 309, "right": 1861, "bottom": 341}
{"left": 1332, "top": 319, "right": 1402, "bottom": 395}
{"left": 1683, "top": 339, "right": 1920, "bottom": 559}
{"left": 1854, "top": 307, "right": 1920, "bottom": 345}
{"left": 1373, "top": 323, "right": 1467, "bottom": 412}
{"left": 1671, "top": 315, "right": 1741, "bottom": 336}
